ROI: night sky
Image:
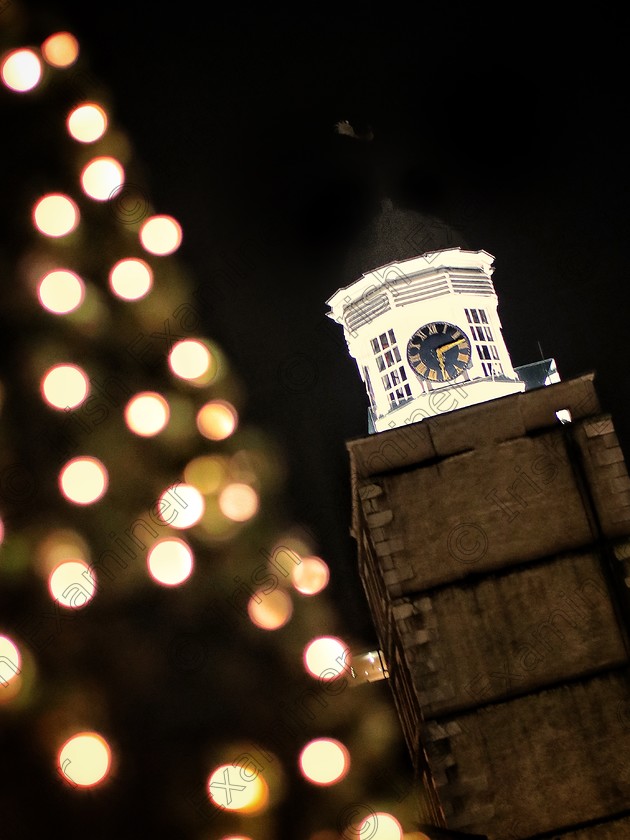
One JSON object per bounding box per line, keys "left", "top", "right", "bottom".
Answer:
{"left": 2, "top": 7, "right": 630, "bottom": 831}
{"left": 4, "top": 2, "right": 630, "bottom": 629}
{"left": 5, "top": 1, "right": 630, "bottom": 641}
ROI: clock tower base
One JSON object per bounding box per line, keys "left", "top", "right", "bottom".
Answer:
{"left": 347, "top": 372, "right": 630, "bottom": 838}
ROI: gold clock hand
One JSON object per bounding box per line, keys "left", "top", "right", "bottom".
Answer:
{"left": 437, "top": 338, "right": 467, "bottom": 357}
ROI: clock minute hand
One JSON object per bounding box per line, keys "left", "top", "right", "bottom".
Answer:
{"left": 436, "top": 338, "right": 466, "bottom": 357}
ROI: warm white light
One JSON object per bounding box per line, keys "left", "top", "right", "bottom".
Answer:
{"left": 218, "top": 483, "right": 259, "bottom": 522}
{"left": 49, "top": 560, "right": 96, "bottom": 608}
{"left": 207, "top": 764, "right": 268, "bottom": 813}
{"left": 303, "top": 636, "right": 350, "bottom": 681}
{"left": 33, "top": 194, "right": 79, "bottom": 237}
{"left": 58, "top": 732, "right": 112, "bottom": 788}
{"left": 67, "top": 103, "right": 107, "bottom": 143}
{"left": 139, "top": 215, "right": 182, "bottom": 255}
{"left": 196, "top": 400, "right": 238, "bottom": 440}
{"left": 81, "top": 157, "right": 125, "bottom": 201}
{"left": 291, "top": 555, "right": 329, "bottom": 595}
{"left": 0, "top": 635, "right": 21, "bottom": 686}
{"left": 109, "top": 258, "right": 153, "bottom": 300}
{"left": 358, "top": 813, "right": 403, "bottom": 840}
{"left": 157, "top": 484, "right": 204, "bottom": 529}
{"left": 38, "top": 269, "right": 85, "bottom": 314}
{"left": 168, "top": 339, "right": 212, "bottom": 381}
{"left": 41, "top": 32, "right": 79, "bottom": 67}
{"left": 59, "top": 457, "right": 108, "bottom": 505}
{"left": 299, "top": 738, "right": 350, "bottom": 785}
{"left": 147, "top": 538, "right": 193, "bottom": 586}
{"left": 248, "top": 589, "right": 293, "bottom": 630}
{"left": 41, "top": 364, "right": 89, "bottom": 409}
{"left": 1, "top": 49, "right": 42, "bottom": 92}
{"left": 124, "top": 392, "right": 169, "bottom": 436}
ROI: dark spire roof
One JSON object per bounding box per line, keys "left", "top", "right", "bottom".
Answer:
{"left": 342, "top": 197, "right": 470, "bottom": 282}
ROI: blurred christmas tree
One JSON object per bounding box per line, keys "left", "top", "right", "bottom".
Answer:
{"left": 0, "top": 5, "right": 422, "bottom": 839}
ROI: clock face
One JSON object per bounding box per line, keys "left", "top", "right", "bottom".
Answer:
{"left": 407, "top": 321, "right": 472, "bottom": 382}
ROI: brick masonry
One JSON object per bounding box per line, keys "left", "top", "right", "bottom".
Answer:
{"left": 347, "top": 374, "right": 630, "bottom": 839}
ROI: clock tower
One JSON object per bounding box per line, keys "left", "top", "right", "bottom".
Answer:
{"left": 326, "top": 248, "right": 532, "bottom": 433}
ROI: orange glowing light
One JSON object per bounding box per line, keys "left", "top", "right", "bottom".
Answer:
{"left": 248, "top": 589, "right": 293, "bottom": 630}
{"left": 147, "top": 538, "right": 193, "bottom": 586}
{"left": 207, "top": 763, "right": 269, "bottom": 813}
{"left": 218, "top": 483, "right": 259, "bottom": 522}
{"left": 59, "top": 457, "right": 108, "bottom": 505}
{"left": 168, "top": 339, "right": 212, "bottom": 381}
{"left": 41, "top": 364, "right": 89, "bottom": 409}
{"left": 299, "top": 738, "right": 350, "bottom": 785}
{"left": 41, "top": 32, "right": 79, "bottom": 67}
{"left": 290, "top": 555, "right": 329, "bottom": 595}
{"left": 38, "top": 269, "right": 85, "bottom": 314}
{"left": 124, "top": 392, "right": 169, "bottom": 436}
{"left": 0, "top": 517, "right": 4, "bottom": 545}
{"left": 156, "top": 483, "right": 204, "bottom": 529}
{"left": 67, "top": 103, "right": 108, "bottom": 143}
{"left": 358, "top": 812, "right": 403, "bottom": 839}
{"left": 109, "top": 257, "right": 153, "bottom": 300}
{"left": 0, "top": 635, "right": 21, "bottom": 687}
{"left": 303, "top": 636, "right": 350, "bottom": 681}
{"left": 33, "top": 193, "right": 79, "bottom": 237}
{"left": 196, "top": 400, "right": 238, "bottom": 440}
{"left": 81, "top": 156, "right": 125, "bottom": 201}
{"left": 220, "top": 836, "right": 253, "bottom": 840}
{"left": 48, "top": 560, "right": 96, "bottom": 608}
{"left": 1, "top": 48, "right": 42, "bottom": 92}
{"left": 139, "top": 215, "right": 182, "bottom": 255}
{"left": 58, "top": 731, "right": 112, "bottom": 788}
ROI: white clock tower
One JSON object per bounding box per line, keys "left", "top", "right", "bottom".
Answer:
{"left": 326, "top": 247, "right": 550, "bottom": 433}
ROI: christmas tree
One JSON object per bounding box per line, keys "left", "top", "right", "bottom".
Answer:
{"left": 0, "top": 5, "right": 424, "bottom": 839}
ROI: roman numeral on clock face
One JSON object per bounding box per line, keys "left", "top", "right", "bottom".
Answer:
{"left": 428, "top": 324, "right": 438, "bottom": 334}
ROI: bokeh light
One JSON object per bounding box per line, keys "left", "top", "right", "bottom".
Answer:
{"left": 41, "top": 32, "right": 79, "bottom": 67}
{"left": 67, "top": 102, "right": 108, "bottom": 143}
{"left": 168, "top": 339, "right": 213, "bottom": 382}
{"left": 248, "top": 589, "right": 293, "bottom": 630}
{"left": 81, "top": 156, "right": 125, "bottom": 201}
{"left": 124, "top": 392, "right": 169, "bottom": 436}
{"left": 0, "top": 635, "right": 21, "bottom": 686}
{"left": 48, "top": 560, "right": 97, "bottom": 608}
{"left": 109, "top": 257, "right": 153, "bottom": 300}
{"left": 183, "top": 455, "right": 227, "bottom": 495}
{"left": 290, "top": 555, "right": 329, "bottom": 595}
{"left": 37, "top": 529, "right": 90, "bottom": 575}
{"left": 218, "top": 483, "right": 259, "bottom": 523}
{"left": 33, "top": 193, "right": 79, "bottom": 237}
{"left": 139, "top": 215, "right": 182, "bottom": 255}
{"left": 358, "top": 813, "right": 403, "bottom": 840}
{"left": 41, "top": 364, "right": 89, "bottom": 409}
{"left": 1, "top": 48, "right": 42, "bottom": 92}
{"left": 303, "top": 636, "right": 350, "bottom": 681}
{"left": 38, "top": 269, "right": 85, "bottom": 314}
{"left": 58, "top": 731, "right": 112, "bottom": 788}
{"left": 156, "top": 483, "right": 204, "bottom": 529}
{"left": 299, "top": 738, "right": 350, "bottom": 786}
{"left": 219, "top": 836, "right": 253, "bottom": 840}
{"left": 207, "top": 763, "right": 269, "bottom": 813}
{"left": 59, "top": 457, "right": 108, "bottom": 505}
{"left": 196, "top": 400, "right": 238, "bottom": 440}
{"left": 147, "top": 538, "right": 193, "bottom": 586}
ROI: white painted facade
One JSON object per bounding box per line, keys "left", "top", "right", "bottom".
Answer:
{"left": 326, "top": 248, "right": 527, "bottom": 433}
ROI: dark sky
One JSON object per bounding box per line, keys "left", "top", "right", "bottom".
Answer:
{"left": 7, "top": 2, "right": 630, "bottom": 639}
